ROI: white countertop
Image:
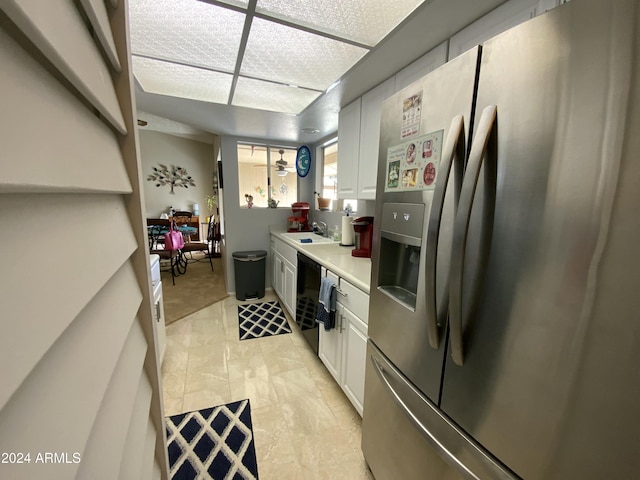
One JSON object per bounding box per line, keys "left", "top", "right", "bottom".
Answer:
{"left": 270, "top": 227, "right": 372, "bottom": 294}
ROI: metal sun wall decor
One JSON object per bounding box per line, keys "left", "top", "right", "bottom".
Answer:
{"left": 147, "top": 164, "right": 196, "bottom": 194}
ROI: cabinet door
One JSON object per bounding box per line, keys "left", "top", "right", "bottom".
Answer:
{"left": 153, "top": 282, "right": 166, "bottom": 365}
{"left": 318, "top": 303, "right": 343, "bottom": 382}
{"left": 283, "top": 258, "right": 296, "bottom": 318}
{"left": 337, "top": 98, "right": 361, "bottom": 199}
{"left": 274, "top": 253, "right": 285, "bottom": 299}
{"left": 358, "top": 78, "right": 396, "bottom": 200}
{"left": 341, "top": 306, "right": 368, "bottom": 415}
{"left": 271, "top": 248, "right": 277, "bottom": 292}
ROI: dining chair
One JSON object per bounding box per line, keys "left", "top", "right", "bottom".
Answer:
{"left": 181, "top": 215, "right": 214, "bottom": 271}
{"left": 146, "top": 218, "right": 187, "bottom": 285}
{"left": 146, "top": 218, "right": 171, "bottom": 251}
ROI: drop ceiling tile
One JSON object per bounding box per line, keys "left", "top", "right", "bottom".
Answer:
{"left": 232, "top": 77, "right": 321, "bottom": 114}
{"left": 133, "top": 56, "right": 233, "bottom": 104}
{"left": 129, "top": 0, "right": 245, "bottom": 72}
{"left": 241, "top": 17, "right": 368, "bottom": 91}
{"left": 214, "top": 0, "right": 250, "bottom": 8}
{"left": 256, "top": 0, "right": 425, "bottom": 46}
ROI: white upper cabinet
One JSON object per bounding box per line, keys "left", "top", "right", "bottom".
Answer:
{"left": 337, "top": 98, "right": 361, "bottom": 199}
{"left": 357, "top": 77, "right": 396, "bottom": 200}
{"left": 337, "top": 77, "right": 395, "bottom": 201}
{"left": 337, "top": 42, "right": 448, "bottom": 201}
{"left": 337, "top": 0, "right": 570, "bottom": 201}
{"left": 394, "top": 42, "right": 448, "bottom": 92}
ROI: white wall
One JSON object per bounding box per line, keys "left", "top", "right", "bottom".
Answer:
{"left": 219, "top": 134, "right": 373, "bottom": 295}
{"left": 220, "top": 135, "right": 299, "bottom": 293}
{"left": 139, "top": 130, "right": 216, "bottom": 219}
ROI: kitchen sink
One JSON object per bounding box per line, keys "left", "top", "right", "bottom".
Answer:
{"left": 282, "top": 232, "right": 336, "bottom": 244}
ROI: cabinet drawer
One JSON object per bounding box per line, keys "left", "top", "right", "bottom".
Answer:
{"left": 325, "top": 269, "right": 339, "bottom": 284}
{"left": 274, "top": 237, "right": 298, "bottom": 265}
{"left": 337, "top": 278, "right": 369, "bottom": 323}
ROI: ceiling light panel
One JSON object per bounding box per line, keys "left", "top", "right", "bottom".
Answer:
{"left": 255, "top": 0, "right": 425, "bottom": 47}
{"left": 133, "top": 56, "right": 233, "bottom": 104}
{"left": 232, "top": 77, "right": 321, "bottom": 114}
{"left": 129, "top": 0, "right": 245, "bottom": 72}
{"left": 241, "top": 17, "right": 368, "bottom": 91}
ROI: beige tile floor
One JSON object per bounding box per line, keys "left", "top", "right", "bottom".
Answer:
{"left": 161, "top": 292, "right": 374, "bottom": 479}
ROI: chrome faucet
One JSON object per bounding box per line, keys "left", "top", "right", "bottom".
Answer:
{"left": 313, "top": 221, "right": 328, "bottom": 237}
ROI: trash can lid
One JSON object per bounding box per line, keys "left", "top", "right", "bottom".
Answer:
{"left": 232, "top": 250, "right": 267, "bottom": 260}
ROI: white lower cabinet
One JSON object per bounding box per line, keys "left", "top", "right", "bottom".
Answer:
{"left": 282, "top": 258, "right": 296, "bottom": 316}
{"left": 150, "top": 255, "right": 166, "bottom": 365}
{"left": 318, "top": 308, "right": 343, "bottom": 382}
{"left": 340, "top": 306, "right": 368, "bottom": 415}
{"left": 270, "top": 247, "right": 277, "bottom": 293}
{"left": 319, "top": 270, "right": 342, "bottom": 381}
{"left": 273, "top": 251, "right": 296, "bottom": 317}
{"left": 318, "top": 268, "right": 369, "bottom": 416}
{"left": 153, "top": 280, "right": 166, "bottom": 365}
{"left": 271, "top": 236, "right": 297, "bottom": 318}
{"left": 272, "top": 251, "right": 283, "bottom": 297}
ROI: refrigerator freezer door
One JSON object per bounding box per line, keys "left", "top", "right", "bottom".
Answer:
{"left": 362, "top": 341, "right": 516, "bottom": 480}
{"left": 367, "top": 47, "right": 480, "bottom": 403}
{"left": 441, "top": 1, "right": 640, "bottom": 478}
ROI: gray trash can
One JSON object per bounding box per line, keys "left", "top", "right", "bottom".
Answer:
{"left": 232, "top": 250, "right": 267, "bottom": 300}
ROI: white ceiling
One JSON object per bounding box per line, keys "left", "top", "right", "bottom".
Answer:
{"left": 130, "top": 0, "right": 426, "bottom": 113}
{"left": 133, "top": 0, "right": 508, "bottom": 143}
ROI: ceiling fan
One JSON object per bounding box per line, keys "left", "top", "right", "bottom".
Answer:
{"left": 251, "top": 148, "right": 295, "bottom": 176}
{"left": 273, "top": 149, "right": 295, "bottom": 177}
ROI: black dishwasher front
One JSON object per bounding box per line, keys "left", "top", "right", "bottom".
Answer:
{"left": 296, "top": 252, "right": 321, "bottom": 354}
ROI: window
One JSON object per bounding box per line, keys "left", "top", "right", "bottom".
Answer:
{"left": 237, "top": 143, "right": 298, "bottom": 208}
{"left": 320, "top": 139, "right": 357, "bottom": 212}
{"left": 321, "top": 140, "right": 338, "bottom": 201}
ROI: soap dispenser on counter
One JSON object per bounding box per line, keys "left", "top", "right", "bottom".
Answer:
{"left": 332, "top": 225, "right": 341, "bottom": 242}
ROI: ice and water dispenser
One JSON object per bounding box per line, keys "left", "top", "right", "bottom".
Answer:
{"left": 377, "top": 203, "right": 425, "bottom": 311}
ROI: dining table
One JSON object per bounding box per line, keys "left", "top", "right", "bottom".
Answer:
{"left": 147, "top": 223, "right": 198, "bottom": 250}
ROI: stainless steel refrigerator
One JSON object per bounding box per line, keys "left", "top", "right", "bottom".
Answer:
{"left": 362, "top": 1, "right": 640, "bottom": 478}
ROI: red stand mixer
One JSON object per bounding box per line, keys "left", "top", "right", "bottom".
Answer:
{"left": 287, "top": 202, "right": 311, "bottom": 232}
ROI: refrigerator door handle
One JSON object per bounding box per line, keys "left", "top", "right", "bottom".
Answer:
{"left": 425, "top": 115, "right": 466, "bottom": 349}
{"left": 449, "top": 105, "right": 498, "bottom": 366}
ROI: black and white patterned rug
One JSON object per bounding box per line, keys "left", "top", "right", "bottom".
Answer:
{"left": 166, "top": 399, "right": 259, "bottom": 479}
{"left": 238, "top": 301, "right": 292, "bottom": 340}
